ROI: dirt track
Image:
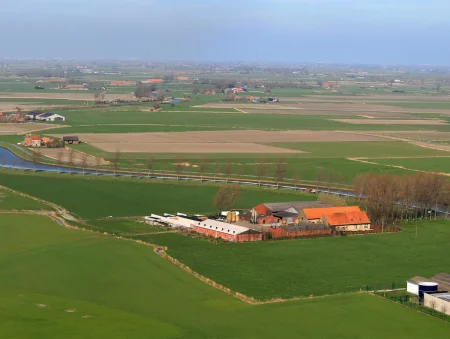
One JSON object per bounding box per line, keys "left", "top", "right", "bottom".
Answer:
{"left": 0, "top": 93, "right": 135, "bottom": 101}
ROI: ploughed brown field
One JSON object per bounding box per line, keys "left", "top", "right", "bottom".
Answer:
{"left": 0, "top": 93, "right": 134, "bottom": 101}
{"left": 88, "top": 142, "right": 305, "bottom": 153}
{"left": 332, "top": 119, "right": 447, "bottom": 125}
{"left": 50, "top": 130, "right": 389, "bottom": 153}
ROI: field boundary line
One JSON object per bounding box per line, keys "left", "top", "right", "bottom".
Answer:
{"left": 234, "top": 107, "right": 247, "bottom": 113}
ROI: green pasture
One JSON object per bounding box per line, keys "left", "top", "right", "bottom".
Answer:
{"left": 41, "top": 107, "right": 450, "bottom": 132}
{"left": 135, "top": 219, "right": 450, "bottom": 300}
{"left": 370, "top": 157, "right": 450, "bottom": 174}
{"left": 1, "top": 214, "right": 448, "bottom": 338}
{"left": 0, "top": 171, "right": 316, "bottom": 219}
{"left": 0, "top": 189, "right": 51, "bottom": 211}
{"left": 87, "top": 218, "right": 169, "bottom": 235}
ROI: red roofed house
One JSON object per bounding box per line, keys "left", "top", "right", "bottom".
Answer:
{"left": 23, "top": 135, "right": 42, "bottom": 147}
{"left": 321, "top": 211, "right": 371, "bottom": 232}
{"left": 299, "top": 206, "right": 361, "bottom": 223}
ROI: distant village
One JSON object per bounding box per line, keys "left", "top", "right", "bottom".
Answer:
{"left": 146, "top": 201, "right": 382, "bottom": 243}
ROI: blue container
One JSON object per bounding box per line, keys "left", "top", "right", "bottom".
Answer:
{"left": 418, "top": 282, "right": 438, "bottom": 301}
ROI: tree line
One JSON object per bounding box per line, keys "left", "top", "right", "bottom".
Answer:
{"left": 354, "top": 172, "right": 450, "bottom": 228}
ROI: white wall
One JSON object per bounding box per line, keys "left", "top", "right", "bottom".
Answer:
{"left": 407, "top": 282, "right": 419, "bottom": 295}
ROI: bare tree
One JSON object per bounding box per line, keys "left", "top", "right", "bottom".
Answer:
{"left": 173, "top": 155, "right": 183, "bottom": 181}
{"left": 255, "top": 158, "right": 267, "bottom": 186}
{"left": 113, "top": 149, "right": 121, "bottom": 176}
{"left": 223, "top": 161, "right": 232, "bottom": 183}
{"left": 292, "top": 171, "right": 301, "bottom": 190}
{"left": 147, "top": 156, "right": 154, "bottom": 179}
{"left": 429, "top": 299, "right": 437, "bottom": 315}
{"left": 11, "top": 158, "right": 17, "bottom": 170}
{"left": 316, "top": 167, "right": 325, "bottom": 190}
{"left": 212, "top": 184, "right": 241, "bottom": 212}
{"left": 198, "top": 157, "right": 208, "bottom": 181}
{"left": 441, "top": 303, "right": 448, "bottom": 319}
{"left": 213, "top": 162, "right": 219, "bottom": 182}
{"left": 327, "top": 170, "right": 334, "bottom": 194}
{"left": 0, "top": 156, "right": 6, "bottom": 168}
{"left": 95, "top": 156, "right": 101, "bottom": 175}
{"left": 31, "top": 149, "right": 41, "bottom": 173}
{"left": 56, "top": 148, "right": 64, "bottom": 174}
{"left": 81, "top": 154, "right": 88, "bottom": 175}
{"left": 274, "top": 156, "right": 287, "bottom": 189}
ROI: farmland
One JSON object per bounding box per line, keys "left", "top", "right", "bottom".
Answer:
{"left": 132, "top": 219, "right": 450, "bottom": 300}
{"left": 0, "top": 171, "right": 316, "bottom": 219}
{"left": 0, "top": 213, "right": 449, "bottom": 338}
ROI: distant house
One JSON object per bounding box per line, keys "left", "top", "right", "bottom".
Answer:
{"left": 249, "top": 201, "right": 330, "bottom": 223}
{"left": 108, "top": 80, "right": 136, "bottom": 86}
{"left": 36, "top": 113, "right": 65, "bottom": 122}
{"left": 141, "top": 79, "right": 163, "bottom": 84}
{"left": 29, "top": 135, "right": 42, "bottom": 147}
{"left": 300, "top": 206, "right": 361, "bottom": 223}
{"left": 63, "top": 136, "right": 79, "bottom": 145}
{"left": 321, "top": 211, "right": 371, "bottom": 232}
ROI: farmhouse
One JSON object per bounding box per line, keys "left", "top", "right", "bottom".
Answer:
{"left": 193, "top": 219, "right": 262, "bottom": 242}
{"left": 141, "top": 79, "right": 163, "bottom": 84}
{"left": 63, "top": 136, "right": 80, "bottom": 145}
{"left": 24, "top": 135, "right": 42, "bottom": 147}
{"left": 250, "top": 201, "right": 329, "bottom": 223}
{"left": 300, "top": 206, "right": 361, "bottom": 223}
{"left": 35, "top": 113, "right": 65, "bottom": 122}
{"left": 321, "top": 211, "right": 371, "bottom": 231}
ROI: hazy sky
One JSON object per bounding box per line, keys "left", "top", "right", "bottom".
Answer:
{"left": 1, "top": 0, "right": 449, "bottom": 64}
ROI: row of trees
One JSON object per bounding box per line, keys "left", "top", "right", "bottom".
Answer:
{"left": 354, "top": 172, "right": 450, "bottom": 228}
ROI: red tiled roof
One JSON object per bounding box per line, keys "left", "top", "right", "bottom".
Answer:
{"left": 31, "top": 135, "right": 41, "bottom": 141}
{"left": 324, "top": 211, "right": 371, "bottom": 227}
{"left": 303, "top": 206, "right": 360, "bottom": 220}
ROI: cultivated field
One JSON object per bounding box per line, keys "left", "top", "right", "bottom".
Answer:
{"left": 1, "top": 213, "right": 448, "bottom": 338}
{"left": 0, "top": 171, "right": 316, "bottom": 218}
{"left": 332, "top": 119, "right": 447, "bottom": 125}
{"left": 135, "top": 219, "right": 450, "bottom": 300}
{"left": 0, "top": 122, "right": 64, "bottom": 135}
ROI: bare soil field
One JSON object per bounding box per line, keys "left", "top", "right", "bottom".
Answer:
{"left": 0, "top": 123, "right": 67, "bottom": 135}
{"left": 37, "top": 148, "right": 109, "bottom": 165}
{"left": 51, "top": 130, "right": 388, "bottom": 144}
{"left": 243, "top": 109, "right": 412, "bottom": 118}
{"left": 90, "top": 142, "right": 304, "bottom": 153}
{"left": 282, "top": 95, "right": 450, "bottom": 102}
{"left": 0, "top": 102, "right": 66, "bottom": 112}
{"left": 0, "top": 93, "right": 134, "bottom": 101}
{"left": 332, "top": 119, "right": 447, "bottom": 125}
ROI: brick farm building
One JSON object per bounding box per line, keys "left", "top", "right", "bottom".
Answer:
{"left": 193, "top": 219, "right": 262, "bottom": 242}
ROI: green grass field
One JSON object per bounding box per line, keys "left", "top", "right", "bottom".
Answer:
{"left": 1, "top": 213, "right": 449, "bottom": 338}
{"left": 0, "top": 189, "right": 51, "bottom": 211}
{"left": 87, "top": 218, "right": 169, "bottom": 235}
{"left": 371, "top": 157, "right": 450, "bottom": 173}
{"left": 132, "top": 219, "right": 450, "bottom": 300}
{"left": 0, "top": 171, "right": 316, "bottom": 219}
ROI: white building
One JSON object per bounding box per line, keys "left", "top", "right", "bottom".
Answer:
{"left": 159, "top": 216, "right": 195, "bottom": 229}
{"left": 406, "top": 276, "right": 428, "bottom": 295}
{"left": 36, "top": 113, "right": 66, "bottom": 122}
